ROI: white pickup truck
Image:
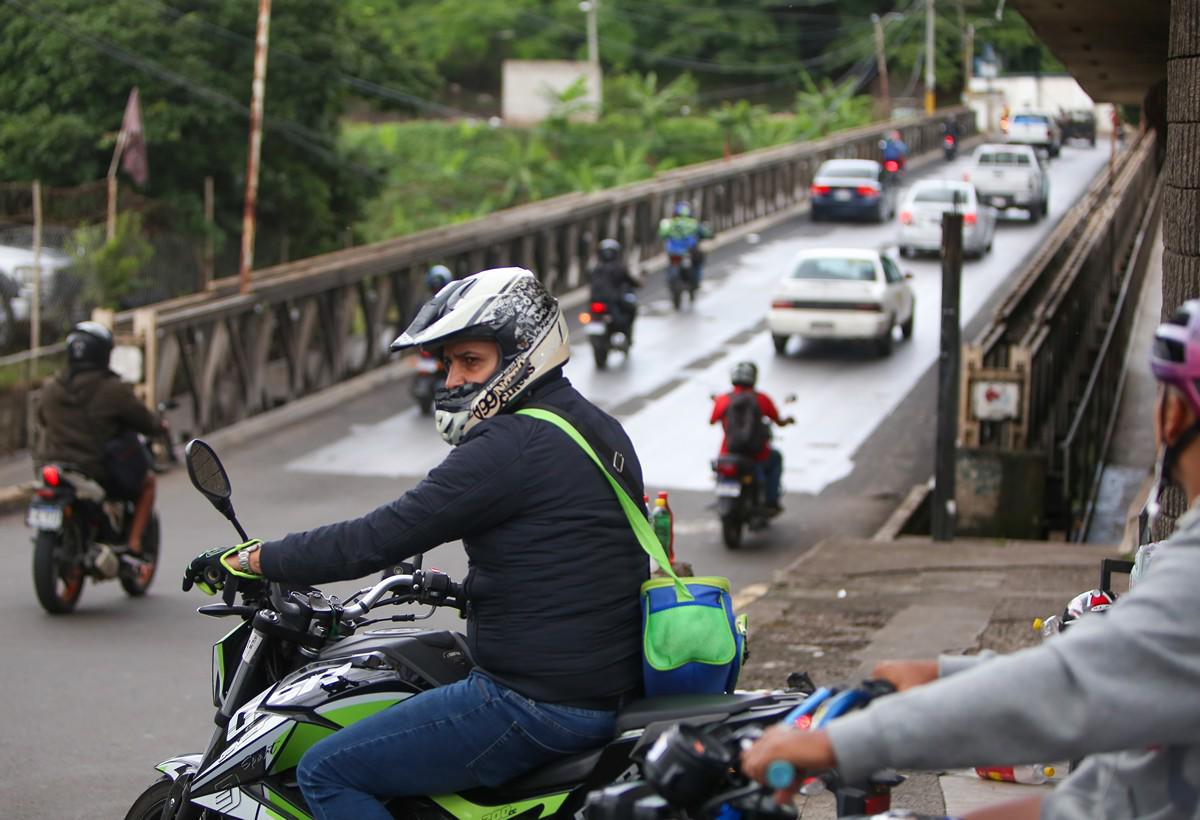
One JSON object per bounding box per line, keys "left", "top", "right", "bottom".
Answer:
{"left": 964, "top": 143, "right": 1051, "bottom": 223}
{"left": 1005, "top": 111, "right": 1062, "bottom": 157}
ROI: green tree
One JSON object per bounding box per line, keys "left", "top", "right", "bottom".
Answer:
{"left": 65, "top": 212, "right": 153, "bottom": 310}
{"left": 0, "top": 0, "right": 381, "bottom": 272}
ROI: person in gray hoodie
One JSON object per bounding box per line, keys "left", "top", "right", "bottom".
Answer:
{"left": 742, "top": 300, "right": 1200, "bottom": 819}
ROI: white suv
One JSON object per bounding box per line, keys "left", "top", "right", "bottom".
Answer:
{"left": 1005, "top": 111, "right": 1062, "bottom": 158}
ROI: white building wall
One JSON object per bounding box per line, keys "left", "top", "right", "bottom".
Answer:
{"left": 967, "top": 74, "right": 1118, "bottom": 135}
{"left": 501, "top": 60, "right": 602, "bottom": 125}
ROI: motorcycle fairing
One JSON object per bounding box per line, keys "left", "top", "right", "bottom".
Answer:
{"left": 191, "top": 658, "right": 412, "bottom": 796}
{"left": 430, "top": 791, "right": 570, "bottom": 820}
{"left": 213, "top": 620, "right": 252, "bottom": 708}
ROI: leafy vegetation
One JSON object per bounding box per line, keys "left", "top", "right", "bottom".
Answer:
{"left": 0, "top": 0, "right": 1056, "bottom": 280}
{"left": 343, "top": 70, "right": 875, "bottom": 242}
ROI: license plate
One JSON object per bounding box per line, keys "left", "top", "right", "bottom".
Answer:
{"left": 415, "top": 358, "right": 440, "bottom": 374}
{"left": 716, "top": 480, "right": 742, "bottom": 497}
{"left": 834, "top": 189, "right": 852, "bottom": 201}
{"left": 810, "top": 321, "right": 835, "bottom": 332}
{"left": 586, "top": 322, "right": 607, "bottom": 336}
{"left": 26, "top": 504, "right": 63, "bottom": 530}
{"left": 990, "top": 197, "right": 1006, "bottom": 207}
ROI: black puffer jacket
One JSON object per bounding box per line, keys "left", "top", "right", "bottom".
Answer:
{"left": 36, "top": 367, "right": 162, "bottom": 483}
{"left": 260, "top": 374, "right": 648, "bottom": 704}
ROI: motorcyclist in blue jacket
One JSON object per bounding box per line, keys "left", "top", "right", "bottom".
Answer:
{"left": 183, "top": 268, "right": 648, "bottom": 819}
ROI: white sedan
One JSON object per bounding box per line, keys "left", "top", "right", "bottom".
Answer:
{"left": 767, "top": 248, "right": 915, "bottom": 357}
{"left": 898, "top": 179, "right": 997, "bottom": 259}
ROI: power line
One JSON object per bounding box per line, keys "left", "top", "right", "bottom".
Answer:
{"left": 120, "top": 0, "right": 475, "bottom": 119}
{"left": 5, "top": 0, "right": 385, "bottom": 180}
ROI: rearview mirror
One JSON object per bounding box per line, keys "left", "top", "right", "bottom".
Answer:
{"left": 186, "top": 439, "right": 231, "bottom": 502}
{"left": 186, "top": 439, "right": 249, "bottom": 542}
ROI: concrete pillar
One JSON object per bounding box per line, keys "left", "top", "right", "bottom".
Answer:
{"left": 1155, "top": 0, "right": 1200, "bottom": 535}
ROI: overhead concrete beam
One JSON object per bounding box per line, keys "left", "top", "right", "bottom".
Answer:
{"left": 1012, "top": 0, "right": 1168, "bottom": 104}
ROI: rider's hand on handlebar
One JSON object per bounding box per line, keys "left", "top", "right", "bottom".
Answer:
{"left": 871, "top": 659, "right": 939, "bottom": 692}
{"left": 740, "top": 724, "right": 837, "bottom": 804}
{"left": 181, "top": 539, "right": 264, "bottom": 595}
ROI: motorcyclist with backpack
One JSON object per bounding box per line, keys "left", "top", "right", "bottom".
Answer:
{"left": 588, "top": 238, "right": 640, "bottom": 341}
{"left": 36, "top": 321, "right": 166, "bottom": 558}
{"left": 710, "top": 361, "right": 794, "bottom": 514}
{"left": 741, "top": 300, "right": 1200, "bottom": 820}
{"left": 181, "top": 268, "right": 648, "bottom": 819}
{"left": 659, "top": 201, "right": 713, "bottom": 286}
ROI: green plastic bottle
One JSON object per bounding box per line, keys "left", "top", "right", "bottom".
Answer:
{"left": 650, "top": 492, "right": 674, "bottom": 563}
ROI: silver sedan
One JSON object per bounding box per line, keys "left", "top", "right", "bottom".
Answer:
{"left": 897, "top": 179, "right": 997, "bottom": 259}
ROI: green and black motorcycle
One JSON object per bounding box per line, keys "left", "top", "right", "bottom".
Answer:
{"left": 125, "top": 439, "right": 808, "bottom": 820}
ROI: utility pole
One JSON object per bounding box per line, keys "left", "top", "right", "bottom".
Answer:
{"left": 581, "top": 0, "right": 601, "bottom": 112}
{"left": 203, "top": 175, "right": 214, "bottom": 291}
{"left": 932, "top": 204, "right": 964, "bottom": 541}
{"left": 871, "top": 14, "right": 891, "bottom": 119}
{"left": 31, "top": 180, "right": 42, "bottom": 368}
{"left": 239, "top": 0, "right": 272, "bottom": 296}
{"left": 925, "top": 0, "right": 937, "bottom": 115}
{"left": 964, "top": 23, "right": 975, "bottom": 93}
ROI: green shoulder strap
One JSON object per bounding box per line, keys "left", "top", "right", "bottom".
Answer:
{"left": 516, "top": 407, "right": 692, "bottom": 600}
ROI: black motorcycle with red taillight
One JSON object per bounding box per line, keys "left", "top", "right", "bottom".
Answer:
{"left": 26, "top": 462, "right": 159, "bottom": 614}
{"left": 581, "top": 295, "right": 636, "bottom": 369}
{"left": 410, "top": 348, "right": 444, "bottom": 415}
{"left": 711, "top": 455, "right": 770, "bottom": 550}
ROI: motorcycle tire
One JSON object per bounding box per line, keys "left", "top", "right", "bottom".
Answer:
{"left": 592, "top": 342, "right": 609, "bottom": 370}
{"left": 33, "top": 527, "right": 85, "bottom": 614}
{"left": 669, "top": 281, "right": 682, "bottom": 311}
{"left": 416, "top": 392, "right": 434, "bottom": 416}
{"left": 721, "top": 516, "right": 743, "bottom": 550}
{"left": 120, "top": 512, "right": 159, "bottom": 597}
{"left": 123, "top": 777, "right": 176, "bottom": 820}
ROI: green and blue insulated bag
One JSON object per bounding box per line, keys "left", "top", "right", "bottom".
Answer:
{"left": 517, "top": 407, "right": 746, "bottom": 697}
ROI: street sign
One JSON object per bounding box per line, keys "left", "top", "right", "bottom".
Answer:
{"left": 971, "top": 380, "right": 1020, "bottom": 420}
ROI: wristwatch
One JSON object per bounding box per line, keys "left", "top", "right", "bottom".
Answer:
{"left": 237, "top": 543, "right": 260, "bottom": 574}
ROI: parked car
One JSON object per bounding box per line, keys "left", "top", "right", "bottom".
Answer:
{"left": 1005, "top": 111, "right": 1062, "bottom": 157}
{"left": 1058, "top": 109, "right": 1097, "bottom": 146}
{"left": 964, "top": 143, "right": 1051, "bottom": 223}
{"left": 0, "top": 245, "right": 80, "bottom": 350}
{"left": 767, "top": 248, "right": 914, "bottom": 357}
{"left": 898, "top": 179, "right": 997, "bottom": 259}
{"left": 809, "top": 159, "right": 898, "bottom": 223}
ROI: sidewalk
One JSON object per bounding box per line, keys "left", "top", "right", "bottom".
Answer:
{"left": 735, "top": 535, "right": 1121, "bottom": 818}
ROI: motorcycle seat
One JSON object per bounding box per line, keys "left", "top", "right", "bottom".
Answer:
{"left": 461, "top": 747, "right": 606, "bottom": 803}
{"left": 615, "top": 692, "right": 775, "bottom": 733}
{"left": 55, "top": 468, "right": 107, "bottom": 502}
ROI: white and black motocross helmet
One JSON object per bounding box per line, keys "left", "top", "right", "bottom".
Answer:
{"left": 390, "top": 267, "right": 570, "bottom": 445}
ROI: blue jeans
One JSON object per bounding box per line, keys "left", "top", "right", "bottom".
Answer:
{"left": 296, "top": 670, "right": 617, "bottom": 819}
{"left": 757, "top": 448, "right": 783, "bottom": 506}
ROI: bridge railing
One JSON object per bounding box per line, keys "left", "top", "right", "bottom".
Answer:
{"left": 959, "top": 130, "right": 1161, "bottom": 538}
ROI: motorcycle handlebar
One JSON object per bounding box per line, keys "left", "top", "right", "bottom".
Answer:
{"left": 338, "top": 570, "right": 467, "bottom": 622}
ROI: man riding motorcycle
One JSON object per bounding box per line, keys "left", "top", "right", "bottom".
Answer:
{"left": 35, "top": 321, "right": 166, "bottom": 557}
{"left": 710, "top": 362, "right": 794, "bottom": 514}
{"left": 658, "top": 201, "right": 713, "bottom": 286}
{"left": 426, "top": 264, "right": 452, "bottom": 294}
{"left": 880, "top": 129, "right": 909, "bottom": 172}
{"left": 588, "top": 238, "right": 640, "bottom": 342}
{"left": 741, "top": 300, "right": 1200, "bottom": 820}
{"left": 182, "top": 267, "right": 648, "bottom": 818}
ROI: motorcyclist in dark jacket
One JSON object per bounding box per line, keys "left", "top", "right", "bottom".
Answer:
{"left": 589, "top": 238, "right": 640, "bottom": 338}
{"left": 183, "top": 268, "right": 648, "bottom": 818}
{"left": 36, "top": 321, "right": 165, "bottom": 555}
